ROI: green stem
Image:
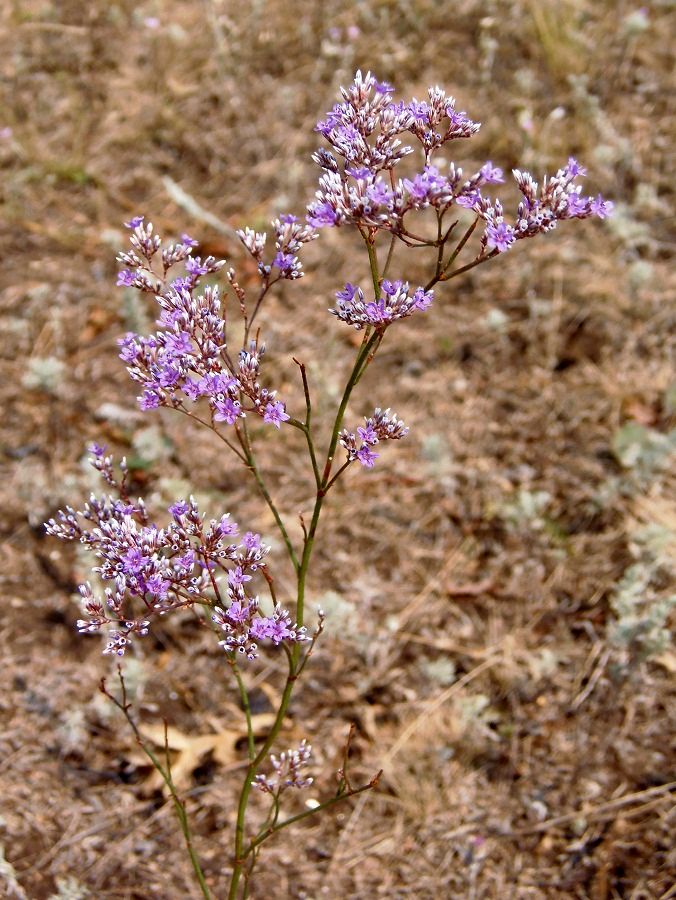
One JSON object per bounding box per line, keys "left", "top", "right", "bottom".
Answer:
{"left": 229, "top": 658, "right": 255, "bottom": 761}
{"left": 228, "top": 239, "right": 384, "bottom": 898}
{"left": 228, "top": 660, "right": 298, "bottom": 899}
{"left": 365, "top": 237, "right": 381, "bottom": 298}
{"left": 101, "top": 676, "right": 212, "bottom": 900}
{"left": 236, "top": 422, "right": 300, "bottom": 572}
{"left": 244, "top": 774, "right": 380, "bottom": 856}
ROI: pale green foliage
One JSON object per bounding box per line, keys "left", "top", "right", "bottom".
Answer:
{"left": 48, "top": 877, "right": 89, "bottom": 900}
{"left": 611, "top": 422, "right": 676, "bottom": 480}
{"left": 22, "top": 356, "right": 66, "bottom": 393}
{"left": 608, "top": 527, "right": 675, "bottom": 664}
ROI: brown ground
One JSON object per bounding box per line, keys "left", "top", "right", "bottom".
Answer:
{"left": 1, "top": 1, "right": 674, "bottom": 898}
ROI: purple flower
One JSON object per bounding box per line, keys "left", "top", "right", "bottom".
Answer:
{"left": 199, "top": 372, "right": 237, "bottom": 396}
{"left": 366, "top": 180, "right": 392, "bottom": 206}
{"left": 175, "top": 551, "right": 196, "bottom": 572}
{"left": 590, "top": 194, "right": 614, "bottom": 219}
{"left": 272, "top": 251, "right": 296, "bottom": 272}
{"left": 412, "top": 287, "right": 434, "bottom": 310}
{"left": 139, "top": 389, "right": 162, "bottom": 410}
{"left": 403, "top": 166, "right": 451, "bottom": 206}
{"left": 89, "top": 443, "right": 106, "bottom": 458}
{"left": 214, "top": 397, "right": 242, "bottom": 424}
{"left": 365, "top": 299, "right": 390, "bottom": 323}
{"left": 181, "top": 233, "right": 199, "bottom": 247}
{"left": 307, "top": 201, "right": 339, "bottom": 228}
{"left": 279, "top": 213, "right": 298, "bottom": 224}
{"left": 121, "top": 548, "right": 147, "bottom": 576}
{"left": 182, "top": 379, "right": 201, "bottom": 401}
{"left": 263, "top": 401, "right": 290, "bottom": 428}
{"left": 357, "top": 424, "right": 378, "bottom": 444}
{"left": 169, "top": 500, "right": 189, "bottom": 518}
{"left": 347, "top": 166, "right": 372, "bottom": 180}
{"left": 567, "top": 193, "right": 588, "bottom": 216}
{"left": 185, "top": 256, "right": 208, "bottom": 276}
{"left": 242, "top": 532, "right": 261, "bottom": 551}
{"left": 116, "top": 269, "right": 135, "bottom": 287}
{"left": 456, "top": 189, "right": 482, "bottom": 208}
{"left": 226, "top": 600, "right": 251, "bottom": 624}
{"left": 409, "top": 100, "right": 430, "bottom": 123}
{"left": 117, "top": 333, "right": 140, "bottom": 362}
{"left": 336, "top": 283, "right": 358, "bottom": 303}
{"left": 228, "top": 566, "right": 252, "bottom": 587}
{"left": 565, "top": 157, "right": 587, "bottom": 178}
{"left": 124, "top": 216, "right": 144, "bottom": 229}
{"left": 374, "top": 80, "right": 394, "bottom": 95}
{"left": 250, "top": 615, "right": 295, "bottom": 645}
{"left": 479, "top": 162, "right": 505, "bottom": 184}
{"left": 145, "top": 574, "right": 170, "bottom": 597}
{"left": 356, "top": 445, "right": 379, "bottom": 468}
{"left": 164, "top": 331, "right": 193, "bottom": 355}
{"left": 485, "top": 221, "right": 516, "bottom": 253}
{"left": 157, "top": 361, "right": 181, "bottom": 388}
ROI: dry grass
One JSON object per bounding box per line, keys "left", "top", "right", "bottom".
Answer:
{"left": 1, "top": 0, "right": 674, "bottom": 897}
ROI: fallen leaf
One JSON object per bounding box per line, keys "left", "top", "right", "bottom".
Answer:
{"left": 138, "top": 713, "right": 277, "bottom": 793}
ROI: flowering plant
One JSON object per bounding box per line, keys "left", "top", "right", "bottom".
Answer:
{"left": 46, "top": 71, "right": 611, "bottom": 897}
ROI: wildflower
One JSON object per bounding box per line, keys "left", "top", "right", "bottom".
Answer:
{"left": 486, "top": 221, "right": 516, "bottom": 253}
{"left": 116, "top": 269, "right": 136, "bottom": 287}
{"left": 263, "top": 400, "right": 290, "bottom": 428}
{"left": 254, "top": 740, "right": 314, "bottom": 794}
{"left": 330, "top": 280, "right": 434, "bottom": 331}
{"left": 340, "top": 408, "right": 408, "bottom": 469}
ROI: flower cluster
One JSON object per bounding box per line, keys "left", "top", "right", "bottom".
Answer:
{"left": 253, "top": 739, "right": 314, "bottom": 794}
{"left": 340, "top": 407, "right": 409, "bottom": 468}
{"left": 308, "top": 71, "right": 612, "bottom": 252}
{"left": 237, "top": 214, "right": 318, "bottom": 280}
{"left": 45, "top": 449, "right": 303, "bottom": 657}
{"left": 330, "top": 279, "right": 433, "bottom": 330}
{"left": 469, "top": 158, "right": 615, "bottom": 253}
{"left": 116, "top": 220, "right": 291, "bottom": 427}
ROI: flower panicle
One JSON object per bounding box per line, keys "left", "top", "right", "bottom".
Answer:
{"left": 330, "top": 280, "right": 433, "bottom": 331}
{"left": 253, "top": 739, "right": 314, "bottom": 794}
{"left": 115, "top": 222, "right": 291, "bottom": 429}
{"left": 45, "top": 451, "right": 301, "bottom": 658}
{"left": 308, "top": 74, "right": 612, "bottom": 250}
{"left": 340, "top": 407, "right": 409, "bottom": 469}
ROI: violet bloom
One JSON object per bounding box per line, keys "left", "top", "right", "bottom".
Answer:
{"left": 117, "top": 269, "right": 135, "bottom": 287}
{"left": 139, "top": 389, "right": 162, "bottom": 410}
{"left": 307, "top": 201, "right": 339, "bottom": 228}
{"left": 214, "top": 397, "right": 242, "bottom": 425}
{"left": 228, "top": 566, "right": 252, "bottom": 587}
{"left": 479, "top": 162, "right": 505, "bottom": 184}
{"left": 565, "top": 157, "right": 587, "bottom": 178}
{"left": 242, "top": 532, "right": 261, "bottom": 551}
{"left": 263, "top": 400, "right": 290, "bottom": 428}
{"left": 357, "top": 424, "right": 378, "bottom": 444}
{"left": 356, "top": 445, "right": 379, "bottom": 468}
{"left": 164, "top": 331, "right": 193, "bottom": 355}
{"left": 485, "top": 221, "right": 516, "bottom": 253}
{"left": 591, "top": 195, "right": 614, "bottom": 219}
{"left": 124, "top": 216, "right": 144, "bottom": 229}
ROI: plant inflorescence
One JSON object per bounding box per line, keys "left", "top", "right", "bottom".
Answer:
{"left": 45, "top": 71, "right": 611, "bottom": 897}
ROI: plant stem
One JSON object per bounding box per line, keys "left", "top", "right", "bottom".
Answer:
{"left": 229, "top": 658, "right": 255, "bottom": 761}
{"left": 235, "top": 421, "right": 300, "bottom": 572}
{"left": 228, "top": 659, "right": 298, "bottom": 899}
{"left": 228, "top": 239, "right": 384, "bottom": 898}
{"left": 101, "top": 674, "right": 212, "bottom": 900}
